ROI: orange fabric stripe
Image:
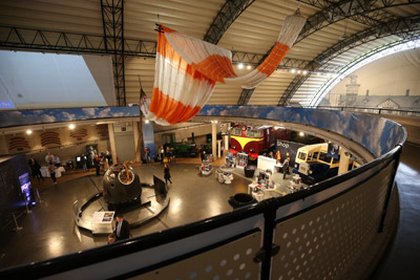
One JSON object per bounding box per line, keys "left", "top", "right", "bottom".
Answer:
{"left": 157, "top": 31, "right": 217, "bottom": 84}
{"left": 161, "top": 25, "right": 176, "bottom": 33}
{"left": 257, "top": 42, "right": 290, "bottom": 75}
{"left": 149, "top": 88, "right": 203, "bottom": 124}
{"left": 192, "top": 55, "right": 237, "bottom": 82}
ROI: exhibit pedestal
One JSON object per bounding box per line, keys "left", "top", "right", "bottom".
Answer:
{"left": 91, "top": 211, "right": 115, "bottom": 234}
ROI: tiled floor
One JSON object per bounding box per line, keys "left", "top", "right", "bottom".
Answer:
{"left": 0, "top": 143, "right": 419, "bottom": 278}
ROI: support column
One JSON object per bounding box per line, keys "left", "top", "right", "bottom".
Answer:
{"left": 211, "top": 120, "right": 218, "bottom": 159}
{"left": 217, "top": 140, "right": 222, "bottom": 158}
{"left": 223, "top": 134, "right": 229, "bottom": 151}
{"left": 223, "top": 122, "right": 231, "bottom": 152}
{"left": 108, "top": 123, "right": 118, "bottom": 164}
{"left": 132, "top": 121, "right": 141, "bottom": 163}
{"left": 338, "top": 148, "right": 350, "bottom": 175}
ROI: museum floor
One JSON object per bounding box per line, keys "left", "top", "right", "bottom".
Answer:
{"left": 1, "top": 143, "right": 420, "bottom": 279}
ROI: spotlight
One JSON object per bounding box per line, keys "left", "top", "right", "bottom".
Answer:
{"left": 246, "top": 65, "right": 252, "bottom": 70}
{"left": 237, "top": 63, "right": 244, "bottom": 69}
{"left": 299, "top": 131, "right": 305, "bottom": 137}
{"left": 290, "top": 68, "right": 297, "bottom": 74}
{"left": 297, "top": 70, "right": 302, "bottom": 74}
{"left": 68, "top": 123, "right": 76, "bottom": 130}
{"left": 302, "top": 70, "right": 308, "bottom": 75}
{"left": 144, "top": 119, "right": 150, "bottom": 124}
{"left": 26, "top": 129, "right": 32, "bottom": 135}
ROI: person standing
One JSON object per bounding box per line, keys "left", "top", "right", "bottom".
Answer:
{"left": 114, "top": 214, "right": 130, "bottom": 241}
{"left": 164, "top": 163, "right": 172, "bottom": 185}
{"left": 275, "top": 150, "right": 282, "bottom": 164}
{"left": 282, "top": 153, "right": 291, "bottom": 180}
{"left": 29, "top": 158, "right": 44, "bottom": 181}
{"left": 48, "top": 161, "right": 57, "bottom": 185}
{"left": 94, "top": 155, "right": 101, "bottom": 176}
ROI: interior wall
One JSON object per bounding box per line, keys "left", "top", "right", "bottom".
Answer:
{"left": 0, "top": 124, "right": 110, "bottom": 166}
{"left": 327, "top": 48, "right": 420, "bottom": 106}
{"left": 113, "top": 122, "right": 135, "bottom": 162}
{"left": 83, "top": 55, "right": 116, "bottom": 106}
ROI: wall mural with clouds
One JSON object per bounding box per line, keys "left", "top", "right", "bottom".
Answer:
{"left": 0, "top": 106, "right": 140, "bottom": 128}
{"left": 0, "top": 105, "right": 405, "bottom": 157}
{"left": 198, "top": 105, "right": 406, "bottom": 157}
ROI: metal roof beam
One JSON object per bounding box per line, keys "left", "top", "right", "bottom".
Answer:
{"left": 0, "top": 26, "right": 156, "bottom": 56}
{"left": 101, "top": 0, "right": 126, "bottom": 106}
{"left": 203, "top": 0, "right": 255, "bottom": 43}
{"left": 279, "top": 15, "right": 420, "bottom": 106}
{"left": 236, "top": 0, "right": 418, "bottom": 105}
{"left": 297, "top": 0, "right": 417, "bottom": 40}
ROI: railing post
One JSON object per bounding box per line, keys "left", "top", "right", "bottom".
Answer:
{"left": 257, "top": 200, "right": 279, "bottom": 280}
{"left": 378, "top": 145, "right": 402, "bottom": 232}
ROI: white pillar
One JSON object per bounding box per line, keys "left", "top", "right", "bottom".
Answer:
{"left": 108, "top": 123, "right": 118, "bottom": 164}
{"left": 132, "top": 121, "right": 141, "bottom": 163}
{"left": 338, "top": 148, "right": 350, "bottom": 175}
{"left": 223, "top": 134, "right": 229, "bottom": 151}
{"left": 217, "top": 140, "right": 222, "bottom": 158}
{"left": 211, "top": 121, "right": 217, "bottom": 159}
{"left": 223, "top": 122, "right": 231, "bottom": 152}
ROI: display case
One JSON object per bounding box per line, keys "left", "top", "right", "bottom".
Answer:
{"left": 236, "top": 152, "right": 248, "bottom": 168}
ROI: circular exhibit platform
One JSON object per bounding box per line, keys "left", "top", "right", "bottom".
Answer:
{"left": 73, "top": 177, "right": 169, "bottom": 233}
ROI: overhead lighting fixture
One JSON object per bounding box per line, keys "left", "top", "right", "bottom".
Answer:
{"left": 237, "top": 63, "right": 244, "bottom": 69}
{"left": 68, "top": 123, "right": 76, "bottom": 130}
{"left": 144, "top": 119, "right": 150, "bottom": 124}
{"left": 297, "top": 70, "right": 302, "bottom": 74}
{"left": 26, "top": 129, "right": 32, "bottom": 135}
{"left": 290, "top": 68, "right": 297, "bottom": 74}
{"left": 246, "top": 65, "right": 252, "bottom": 70}
{"left": 299, "top": 131, "right": 305, "bottom": 137}
{"left": 302, "top": 70, "right": 308, "bottom": 75}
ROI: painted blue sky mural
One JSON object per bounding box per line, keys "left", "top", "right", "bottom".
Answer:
{"left": 199, "top": 105, "right": 406, "bottom": 157}
{"left": 0, "top": 105, "right": 405, "bottom": 158}
{"left": 0, "top": 106, "right": 140, "bottom": 128}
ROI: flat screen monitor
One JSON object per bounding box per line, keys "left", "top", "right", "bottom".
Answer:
{"left": 19, "top": 172, "right": 35, "bottom": 205}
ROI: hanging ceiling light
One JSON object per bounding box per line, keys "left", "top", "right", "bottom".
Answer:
{"left": 68, "top": 123, "right": 76, "bottom": 130}
{"left": 26, "top": 129, "right": 32, "bottom": 135}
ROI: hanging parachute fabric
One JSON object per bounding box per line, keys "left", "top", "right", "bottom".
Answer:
{"left": 147, "top": 10, "right": 306, "bottom": 125}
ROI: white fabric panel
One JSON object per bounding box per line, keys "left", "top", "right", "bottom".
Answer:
{"left": 226, "top": 71, "right": 269, "bottom": 89}
{"left": 166, "top": 31, "right": 232, "bottom": 64}
{"left": 155, "top": 54, "right": 215, "bottom": 105}
{"left": 277, "top": 13, "right": 307, "bottom": 47}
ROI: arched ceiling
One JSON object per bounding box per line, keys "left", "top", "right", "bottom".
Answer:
{"left": 0, "top": 0, "right": 419, "bottom": 108}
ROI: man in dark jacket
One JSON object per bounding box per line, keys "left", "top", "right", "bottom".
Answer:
{"left": 114, "top": 214, "right": 130, "bottom": 241}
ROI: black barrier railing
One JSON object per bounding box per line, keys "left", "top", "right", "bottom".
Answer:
{"left": 313, "top": 105, "right": 420, "bottom": 117}
{"left": 0, "top": 142, "right": 403, "bottom": 279}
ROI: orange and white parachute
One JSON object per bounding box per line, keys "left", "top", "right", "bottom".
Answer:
{"left": 148, "top": 10, "right": 306, "bottom": 125}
